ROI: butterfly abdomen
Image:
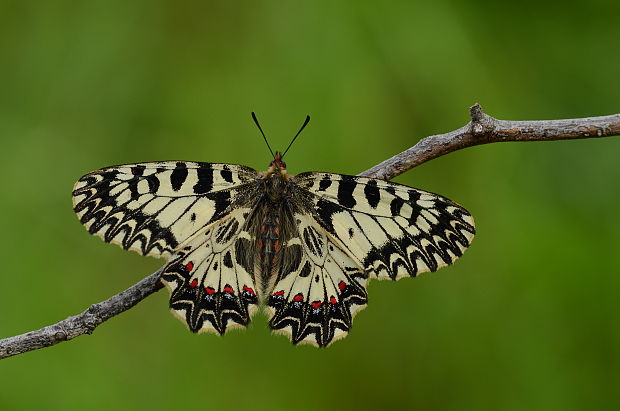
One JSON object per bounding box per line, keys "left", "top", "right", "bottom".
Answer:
{"left": 257, "top": 205, "right": 283, "bottom": 292}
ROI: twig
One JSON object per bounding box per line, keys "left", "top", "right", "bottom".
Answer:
{"left": 360, "top": 104, "right": 620, "bottom": 180}
{"left": 0, "top": 268, "right": 164, "bottom": 359}
{"left": 1, "top": 104, "right": 619, "bottom": 359}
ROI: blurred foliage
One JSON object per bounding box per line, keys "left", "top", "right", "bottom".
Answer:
{"left": 0, "top": 1, "right": 619, "bottom": 410}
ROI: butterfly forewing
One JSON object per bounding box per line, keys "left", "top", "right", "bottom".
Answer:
{"left": 72, "top": 162, "right": 258, "bottom": 258}
{"left": 293, "top": 172, "right": 475, "bottom": 281}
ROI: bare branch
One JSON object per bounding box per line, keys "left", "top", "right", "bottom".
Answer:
{"left": 0, "top": 268, "right": 164, "bottom": 359}
{"left": 360, "top": 104, "right": 620, "bottom": 180}
{"left": 2, "top": 104, "right": 619, "bottom": 359}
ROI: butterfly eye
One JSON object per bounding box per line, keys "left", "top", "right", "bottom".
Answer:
{"left": 281, "top": 161, "right": 287, "bottom": 169}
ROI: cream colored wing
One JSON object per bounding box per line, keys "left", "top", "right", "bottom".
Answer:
{"left": 72, "top": 161, "right": 258, "bottom": 258}
{"left": 266, "top": 214, "right": 368, "bottom": 347}
{"left": 160, "top": 207, "right": 259, "bottom": 334}
{"left": 294, "top": 172, "right": 475, "bottom": 280}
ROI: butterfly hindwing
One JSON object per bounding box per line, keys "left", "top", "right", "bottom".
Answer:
{"left": 294, "top": 172, "right": 475, "bottom": 280}
{"left": 72, "top": 161, "right": 258, "bottom": 258}
{"left": 267, "top": 214, "right": 367, "bottom": 346}
{"left": 160, "top": 208, "right": 259, "bottom": 334}
{"left": 266, "top": 214, "right": 369, "bottom": 347}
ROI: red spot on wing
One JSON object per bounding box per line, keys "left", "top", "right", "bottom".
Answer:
{"left": 274, "top": 227, "right": 280, "bottom": 236}
{"left": 242, "top": 285, "right": 255, "bottom": 295}
{"left": 338, "top": 281, "right": 346, "bottom": 291}
{"left": 189, "top": 279, "right": 198, "bottom": 288}
{"left": 205, "top": 286, "right": 216, "bottom": 295}
{"left": 260, "top": 225, "right": 265, "bottom": 234}
{"left": 273, "top": 290, "right": 285, "bottom": 296}
{"left": 293, "top": 293, "right": 304, "bottom": 302}
{"left": 185, "top": 261, "right": 194, "bottom": 271}
{"left": 311, "top": 301, "right": 322, "bottom": 309}
{"left": 258, "top": 239, "right": 263, "bottom": 249}
{"left": 329, "top": 296, "right": 337, "bottom": 305}
{"left": 274, "top": 240, "right": 280, "bottom": 252}
{"left": 223, "top": 285, "right": 235, "bottom": 294}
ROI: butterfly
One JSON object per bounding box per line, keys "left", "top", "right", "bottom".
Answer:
{"left": 71, "top": 115, "right": 475, "bottom": 346}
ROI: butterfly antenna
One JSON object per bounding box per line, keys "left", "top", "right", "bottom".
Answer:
{"left": 252, "top": 112, "right": 275, "bottom": 159}
{"left": 282, "top": 115, "right": 310, "bottom": 158}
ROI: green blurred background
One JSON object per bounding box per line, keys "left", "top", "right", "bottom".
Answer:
{"left": 1, "top": 1, "right": 619, "bottom": 410}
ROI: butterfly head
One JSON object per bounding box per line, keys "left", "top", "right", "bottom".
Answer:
{"left": 271, "top": 152, "right": 287, "bottom": 170}
{"left": 264, "top": 151, "right": 289, "bottom": 179}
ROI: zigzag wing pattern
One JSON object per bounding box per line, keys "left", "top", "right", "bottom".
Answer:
{"left": 73, "top": 159, "right": 476, "bottom": 347}
{"left": 294, "top": 172, "right": 475, "bottom": 280}
{"left": 266, "top": 214, "right": 368, "bottom": 347}
{"left": 72, "top": 162, "right": 258, "bottom": 258}
{"left": 160, "top": 208, "right": 259, "bottom": 334}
